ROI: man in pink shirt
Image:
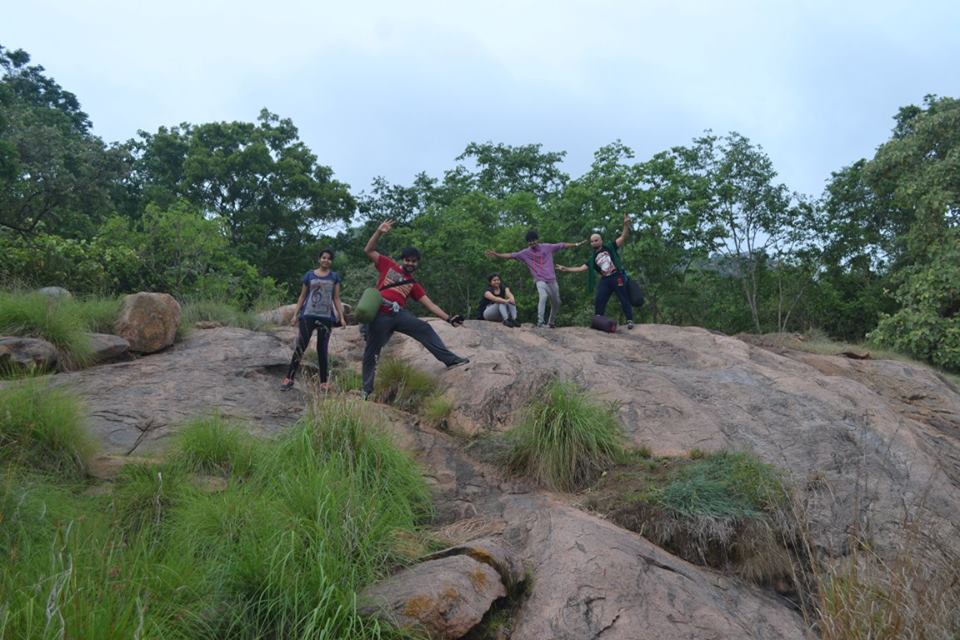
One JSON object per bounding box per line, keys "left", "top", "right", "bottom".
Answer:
{"left": 485, "top": 230, "right": 585, "bottom": 328}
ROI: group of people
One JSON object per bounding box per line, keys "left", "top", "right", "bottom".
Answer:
{"left": 280, "top": 215, "right": 638, "bottom": 396}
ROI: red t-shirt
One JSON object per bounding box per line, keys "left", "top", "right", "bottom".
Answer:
{"left": 376, "top": 255, "right": 426, "bottom": 311}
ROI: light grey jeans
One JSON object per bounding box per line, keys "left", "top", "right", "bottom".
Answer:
{"left": 535, "top": 280, "right": 561, "bottom": 325}
{"left": 483, "top": 302, "right": 518, "bottom": 322}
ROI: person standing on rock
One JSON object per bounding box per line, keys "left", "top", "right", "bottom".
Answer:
{"left": 361, "top": 219, "right": 470, "bottom": 400}
{"left": 281, "top": 248, "right": 348, "bottom": 391}
{"left": 484, "top": 230, "right": 585, "bottom": 328}
{"left": 557, "top": 213, "right": 635, "bottom": 329}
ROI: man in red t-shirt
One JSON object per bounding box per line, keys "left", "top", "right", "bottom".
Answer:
{"left": 361, "top": 219, "right": 469, "bottom": 398}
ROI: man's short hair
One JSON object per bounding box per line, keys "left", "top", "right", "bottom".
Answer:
{"left": 399, "top": 247, "right": 421, "bottom": 261}
{"left": 525, "top": 230, "right": 539, "bottom": 243}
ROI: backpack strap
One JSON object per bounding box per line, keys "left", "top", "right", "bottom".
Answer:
{"left": 379, "top": 279, "right": 416, "bottom": 291}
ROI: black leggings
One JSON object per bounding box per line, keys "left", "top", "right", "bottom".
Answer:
{"left": 286, "top": 316, "right": 334, "bottom": 382}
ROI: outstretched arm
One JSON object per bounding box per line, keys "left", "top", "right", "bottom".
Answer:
{"left": 418, "top": 294, "right": 463, "bottom": 326}
{"left": 615, "top": 213, "right": 631, "bottom": 248}
{"left": 484, "top": 249, "right": 513, "bottom": 259}
{"left": 557, "top": 263, "right": 588, "bottom": 274}
{"left": 562, "top": 239, "right": 588, "bottom": 249}
{"left": 364, "top": 219, "right": 394, "bottom": 262}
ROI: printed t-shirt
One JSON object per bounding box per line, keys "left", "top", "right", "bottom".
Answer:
{"left": 593, "top": 248, "right": 618, "bottom": 277}
{"left": 510, "top": 242, "right": 565, "bottom": 282}
{"left": 376, "top": 255, "right": 426, "bottom": 312}
{"left": 300, "top": 270, "right": 341, "bottom": 320}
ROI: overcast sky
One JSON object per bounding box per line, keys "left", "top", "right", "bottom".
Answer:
{"left": 6, "top": 0, "right": 959, "bottom": 199}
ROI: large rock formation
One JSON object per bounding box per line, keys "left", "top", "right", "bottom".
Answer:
{"left": 40, "top": 320, "right": 960, "bottom": 638}
{"left": 49, "top": 326, "right": 304, "bottom": 455}
{"left": 388, "top": 321, "right": 960, "bottom": 562}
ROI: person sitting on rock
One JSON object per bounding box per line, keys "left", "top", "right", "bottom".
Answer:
{"left": 476, "top": 273, "right": 519, "bottom": 327}
{"left": 281, "top": 247, "right": 348, "bottom": 391}
{"left": 361, "top": 219, "right": 470, "bottom": 400}
{"left": 557, "top": 213, "right": 635, "bottom": 330}
{"left": 484, "top": 230, "right": 585, "bottom": 328}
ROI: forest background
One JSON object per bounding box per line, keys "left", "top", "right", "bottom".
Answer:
{"left": 1, "top": 43, "right": 957, "bottom": 371}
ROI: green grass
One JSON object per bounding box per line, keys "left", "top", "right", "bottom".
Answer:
{"left": 179, "top": 299, "right": 264, "bottom": 337}
{"left": 373, "top": 358, "right": 437, "bottom": 411}
{"left": 647, "top": 450, "right": 786, "bottom": 519}
{"left": 0, "top": 379, "right": 96, "bottom": 479}
{"left": 169, "top": 415, "right": 259, "bottom": 477}
{"left": 335, "top": 367, "right": 363, "bottom": 392}
{"left": 506, "top": 379, "right": 626, "bottom": 492}
{"left": 423, "top": 395, "right": 454, "bottom": 427}
{"left": 0, "top": 399, "right": 430, "bottom": 639}
{"left": 0, "top": 290, "right": 94, "bottom": 368}
{"left": 73, "top": 295, "right": 122, "bottom": 333}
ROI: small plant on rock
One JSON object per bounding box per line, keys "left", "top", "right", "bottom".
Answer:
{"left": 506, "top": 379, "right": 625, "bottom": 492}
{"left": 373, "top": 358, "right": 437, "bottom": 411}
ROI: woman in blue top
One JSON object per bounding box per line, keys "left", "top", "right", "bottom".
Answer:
{"left": 281, "top": 248, "right": 347, "bottom": 391}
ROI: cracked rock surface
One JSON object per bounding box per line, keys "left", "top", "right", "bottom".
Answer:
{"left": 48, "top": 326, "right": 304, "bottom": 455}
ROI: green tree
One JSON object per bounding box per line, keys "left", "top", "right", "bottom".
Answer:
{"left": 0, "top": 45, "right": 125, "bottom": 238}
{"left": 127, "top": 110, "right": 356, "bottom": 285}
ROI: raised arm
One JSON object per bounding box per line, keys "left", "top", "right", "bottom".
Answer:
{"left": 557, "top": 263, "right": 588, "bottom": 274}
{"left": 364, "top": 219, "right": 394, "bottom": 262}
{"left": 418, "top": 294, "right": 463, "bottom": 326}
{"left": 615, "top": 213, "right": 631, "bottom": 248}
{"left": 484, "top": 249, "right": 513, "bottom": 260}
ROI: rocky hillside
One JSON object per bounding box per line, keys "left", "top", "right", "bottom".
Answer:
{"left": 44, "top": 320, "right": 960, "bottom": 639}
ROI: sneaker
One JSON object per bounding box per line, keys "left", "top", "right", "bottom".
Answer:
{"left": 548, "top": 322, "right": 557, "bottom": 329}
{"left": 626, "top": 321, "right": 635, "bottom": 330}
{"left": 361, "top": 390, "right": 370, "bottom": 401}
{"left": 508, "top": 319, "right": 520, "bottom": 328}
{"left": 280, "top": 377, "right": 294, "bottom": 391}
{"left": 446, "top": 356, "right": 470, "bottom": 369}
{"left": 536, "top": 322, "right": 547, "bottom": 328}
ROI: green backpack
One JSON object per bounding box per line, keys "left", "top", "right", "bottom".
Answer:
{"left": 354, "top": 279, "right": 416, "bottom": 324}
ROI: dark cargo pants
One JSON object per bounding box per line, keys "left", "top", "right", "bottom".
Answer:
{"left": 361, "top": 309, "right": 462, "bottom": 395}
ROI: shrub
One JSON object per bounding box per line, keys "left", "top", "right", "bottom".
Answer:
{"left": 0, "top": 379, "right": 95, "bottom": 478}
{"left": 373, "top": 358, "right": 437, "bottom": 411}
{"left": 506, "top": 379, "right": 625, "bottom": 491}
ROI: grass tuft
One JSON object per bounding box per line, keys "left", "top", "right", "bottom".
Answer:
{"left": 0, "top": 379, "right": 95, "bottom": 479}
{"left": 373, "top": 358, "right": 437, "bottom": 411}
{"left": 0, "top": 290, "right": 94, "bottom": 368}
{"left": 506, "top": 379, "right": 625, "bottom": 492}
{"left": 179, "top": 299, "right": 263, "bottom": 337}
{"left": 169, "top": 415, "right": 259, "bottom": 477}
{"left": 423, "top": 395, "right": 454, "bottom": 428}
